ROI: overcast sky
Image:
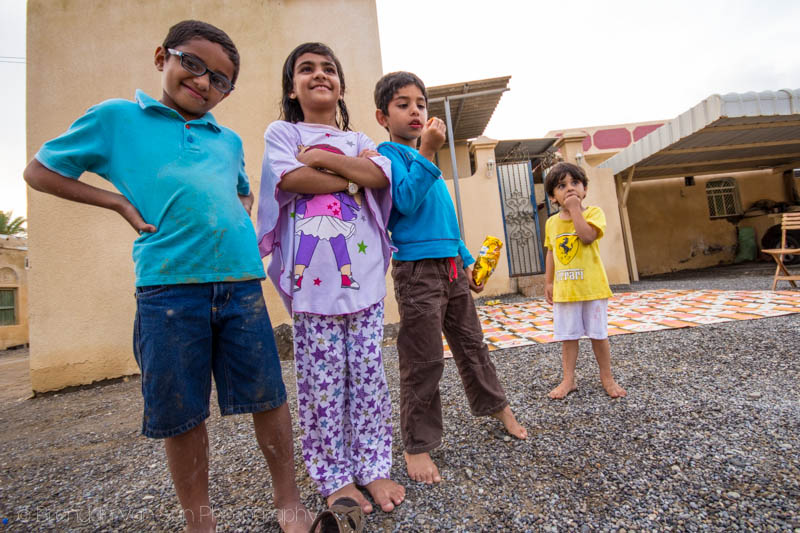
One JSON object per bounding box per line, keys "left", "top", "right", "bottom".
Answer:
{"left": 2, "top": 0, "right": 799, "bottom": 218}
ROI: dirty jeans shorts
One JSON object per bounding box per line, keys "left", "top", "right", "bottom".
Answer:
{"left": 133, "top": 279, "right": 287, "bottom": 438}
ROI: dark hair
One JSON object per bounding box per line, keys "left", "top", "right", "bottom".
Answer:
{"left": 162, "top": 20, "right": 240, "bottom": 85}
{"left": 545, "top": 162, "right": 589, "bottom": 200}
{"left": 280, "top": 42, "right": 350, "bottom": 131}
{"left": 373, "top": 71, "right": 428, "bottom": 115}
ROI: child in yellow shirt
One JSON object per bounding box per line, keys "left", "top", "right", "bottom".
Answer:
{"left": 543, "top": 162, "right": 627, "bottom": 399}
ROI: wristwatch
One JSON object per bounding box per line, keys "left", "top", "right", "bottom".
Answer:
{"left": 346, "top": 180, "right": 360, "bottom": 195}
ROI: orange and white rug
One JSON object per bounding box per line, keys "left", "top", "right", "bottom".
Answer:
{"left": 443, "top": 289, "right": 800, "bottom": 356}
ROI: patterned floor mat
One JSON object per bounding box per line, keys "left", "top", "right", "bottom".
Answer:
{"left": 443, "top": 289, "right": 800, "bottom": 356}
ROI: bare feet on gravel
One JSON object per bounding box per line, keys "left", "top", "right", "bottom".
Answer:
{"left": 549, "top": 379, "right": 578, "bottom": 399}
{"left": 277, "top": 502, "right": 314, "bottom": 532}
{"left": 327, "top": 483, "right": 373, "bottom": 514}
{"left": 182, "top": 521, "right": 215, "bottom": 533}
{"left": 404, "top": 451, "right": 442, "bottom": 484}
{"left": 491, "top": 405, "right": 527, "bottom": 439}
{"left": 602, "top": 378, "right": 627, "bottom": 398}
{"left": 364, "top": 478, "right": 405, "bottom": 512}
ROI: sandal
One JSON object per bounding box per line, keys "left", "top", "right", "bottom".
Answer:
{"left": 309, "top": 497, "right": 364, "bottom": 533}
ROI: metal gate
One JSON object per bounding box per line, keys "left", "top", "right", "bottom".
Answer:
{"left": 496, "top": 161, "right": 545, "bottom": 276}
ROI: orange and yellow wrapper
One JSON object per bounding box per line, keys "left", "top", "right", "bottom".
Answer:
{"left": 473, "top": 236, "right": 503, "bottom": 285}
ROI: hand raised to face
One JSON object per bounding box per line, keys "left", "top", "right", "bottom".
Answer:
{"left": 419, "top": 117, "right": 446, "bottom": 160}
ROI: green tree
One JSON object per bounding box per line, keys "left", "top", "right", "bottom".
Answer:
{"left": 0, "top": 210, "right": 26, "bottom": 236}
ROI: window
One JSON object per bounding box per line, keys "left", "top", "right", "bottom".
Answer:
{"left": 0, "top": 288, "right": 16, "bottom": 326}
{"left": 705, "top": 178, "right": 741, "bottom": 218}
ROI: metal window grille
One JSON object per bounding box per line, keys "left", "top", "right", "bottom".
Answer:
{"left": 705, "top": 178, "right": 741, "bottom": 218}
{"left": 0, "top": 288, "right": 16, "bottom": 326}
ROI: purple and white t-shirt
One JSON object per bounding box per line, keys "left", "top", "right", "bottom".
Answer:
{"left": 256, "top": 121, "right": 393, "bottom": 316}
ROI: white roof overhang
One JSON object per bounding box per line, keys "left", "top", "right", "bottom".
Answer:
{"left": 599, "top": 89, "right": 800, "bottom": 181}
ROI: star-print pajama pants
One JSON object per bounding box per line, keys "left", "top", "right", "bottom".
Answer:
{"left": 292, "top": 301, "right": 393, "bottom": 496}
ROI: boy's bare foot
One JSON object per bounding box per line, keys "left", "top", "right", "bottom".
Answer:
{"left": 277, "top": 502, "right": 314, "bottom": 533}
{"left": 182, "top": 521, "right": 215, "bottom": 533}
{"left": 491, "top": 405, "right": 527, "bottom": 439}
{"left": 327, "top": 483, "right": 373, "bottom": 514}
{"left": 404, "top": 451, "right": 441, "bottom": 484}
{"left": 364, "top": 478, "right": 405, "bottom": 512}
{"left": 602, "top": 379, "right": 627, "bottom": 398}
{"left": 549, "top": 379, "right": 577, "bottom": 399}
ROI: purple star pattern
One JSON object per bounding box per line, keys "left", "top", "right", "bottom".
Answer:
{"left": 292, "top": 303, "right": 393, "bottom": 496}
{"left": 298, "top": 380, "right": 312, "bottom": 397}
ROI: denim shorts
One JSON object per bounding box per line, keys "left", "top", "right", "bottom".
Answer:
{"left": 133, "top": 279, "right": 287, "bottom": 438}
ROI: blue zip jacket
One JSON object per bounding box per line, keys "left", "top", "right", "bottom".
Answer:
{"left": 378, "top": 141, "right": 474, "bottom": 266}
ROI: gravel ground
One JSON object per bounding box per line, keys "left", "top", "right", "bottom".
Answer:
{"left": 0, "top": 262, "right": 798, "bottom": 532}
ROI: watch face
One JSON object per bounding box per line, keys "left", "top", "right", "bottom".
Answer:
{"left": 348, "top": 181, "right": 359, "bottom": 194}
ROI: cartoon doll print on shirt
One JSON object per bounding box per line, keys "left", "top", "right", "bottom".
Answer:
{"left": 293, "top": 143, "right": 361, "bottom": 292}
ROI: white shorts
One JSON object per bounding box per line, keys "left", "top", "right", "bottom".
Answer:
{"left": 552, "top": 299, "right": 608, "bottom": 341}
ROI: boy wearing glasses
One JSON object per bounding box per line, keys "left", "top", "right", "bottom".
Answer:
{"left": 24, "top": 20, "right": 312, "bottom": 532}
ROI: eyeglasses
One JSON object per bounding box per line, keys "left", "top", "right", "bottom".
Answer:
{"left": 166, "top": 48, "right": 235, "bottom": 94}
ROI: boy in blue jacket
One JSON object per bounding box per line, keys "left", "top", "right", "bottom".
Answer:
{"left": 374, "top": 72, "right": 526, "bottom": 484}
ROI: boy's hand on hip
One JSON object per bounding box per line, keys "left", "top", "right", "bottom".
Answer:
{"left": 238, "top": 192, "right": 254, "bottom": 216}
{"left": 419, "top": 117, "right": 446, "bottom": 160}
{"left": 465, "top": 266, "right": 485, "bottom": 293}
{"left": 117, "top": 200, "right": 156, "bottom": 235}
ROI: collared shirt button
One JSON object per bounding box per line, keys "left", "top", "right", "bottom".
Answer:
{"left": 185, "top": 124, "right": 191, "bottom": 129}
{"left": 187, "top": 136, "right": 194, "bottom": 143}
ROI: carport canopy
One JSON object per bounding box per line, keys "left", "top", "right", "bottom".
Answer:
{"left": 598, "top": 88, "right": 800, "bottom": 283}
{"left": 494, "top": 138, "right": 559, "bottom": 164}
{"left": 599, "top": 89, "right": 800, "bottom": 181}
{"left": 428, "top": 76, "right": 511, "bottom": 142}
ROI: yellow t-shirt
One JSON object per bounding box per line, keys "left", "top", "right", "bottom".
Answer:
{"left": 544, "top": 205, "right": 612, "bottom": 303}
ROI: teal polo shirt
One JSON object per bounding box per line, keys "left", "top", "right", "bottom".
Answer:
{"left": 36, "top": 90, "right": 266, "bottom": 286}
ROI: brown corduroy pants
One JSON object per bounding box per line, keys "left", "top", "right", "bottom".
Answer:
{"left": 392, "top": 257, "right": 508, "bottom": 454}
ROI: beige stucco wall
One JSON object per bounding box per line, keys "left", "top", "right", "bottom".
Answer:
{"left": 627, "top": 170, "right": 788, "bottom": 276}
{"left": 26, "top": 0, "right": 387, "bottom": 392}
{"left": 435, "top": 142, "right": 474, "bottom": 183}
{"left": 442, "top": 137, "right": 514, "bottom": 296}
{"left": 0, "top": 237, "right": 29, "bottom": 350}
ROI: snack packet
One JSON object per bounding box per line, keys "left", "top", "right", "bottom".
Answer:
{"left": 473, "top": 236, "right": 503, "bottom": 285}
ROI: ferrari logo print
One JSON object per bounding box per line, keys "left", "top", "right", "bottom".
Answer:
{"left": 555, "top": 234, "right": 580, "bottom": 265}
